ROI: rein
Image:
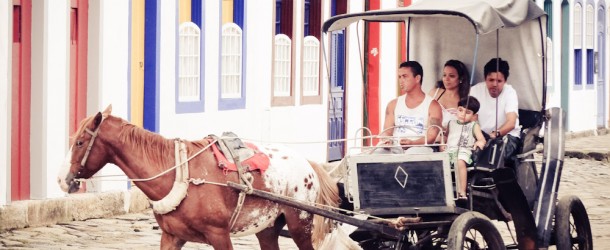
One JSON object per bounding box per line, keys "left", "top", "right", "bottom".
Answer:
{"left": 75, "top": 137, "right": 217, "bottom": 183}
{"left": 74, "top": 127, "right": 410, "bottom": 226}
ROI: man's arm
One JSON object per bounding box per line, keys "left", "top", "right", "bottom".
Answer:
{"left": 490, "top": 112, "right": 517, "bottom": 138}
{"left": 490, "top": 86, "right": 519, "bottom": 138}
{"left": 381, "top": 99, "right": 397, "bottom": 137}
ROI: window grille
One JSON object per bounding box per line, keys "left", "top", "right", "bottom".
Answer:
{"left": 574, "top": 3, "right": 583, "bottom": 85}
{"left": 302, "top": 36, "right": 320, "bottom": 96}
{"left": 221, "top": 23, "right": 242, "bottom": 98}
{"left": 274, "top": 34, "right": 291, "bottom": 97}
{"left": 178, "top": 22, "right": 201, "bottom": 102}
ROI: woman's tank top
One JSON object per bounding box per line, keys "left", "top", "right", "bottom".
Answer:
{"left": 393, "top": 94, "right": 433, "bottom": 138}
{"left": 432, "top": 88, "right": 458, "bottom": 129}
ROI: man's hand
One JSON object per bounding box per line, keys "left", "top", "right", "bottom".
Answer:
{"left": 399, "top": 138, "right": 413, "bottom": 146}
{"left": 489, "top": 130, "right": 501, "bottom": 139}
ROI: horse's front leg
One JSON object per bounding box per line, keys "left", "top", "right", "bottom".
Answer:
{"left": 204, "top": 229, "right": 234, "bottom": 250}
{"left": 160, "top": 232, "right": 186, "bottom": 250}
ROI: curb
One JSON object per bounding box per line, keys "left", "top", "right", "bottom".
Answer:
{"left": 565, "top": 128, "right": 610, "bottom": 162}
{"left": 565, "top": 150, "right": 610, "bottom": 162}
{"left": 0, "top": 188, "right": 150, "bottom": 233}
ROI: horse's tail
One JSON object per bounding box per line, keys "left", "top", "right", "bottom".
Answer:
{"left": 309, "top": 160, "right": 340, "bottom": 248}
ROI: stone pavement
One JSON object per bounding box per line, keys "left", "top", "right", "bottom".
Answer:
{"left": 1, "top": 133, "right": 610, "bottom": 249}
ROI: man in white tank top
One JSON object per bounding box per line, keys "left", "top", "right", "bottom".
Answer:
{"left": 381, "top": 61, "right": 443, "bottom": 152}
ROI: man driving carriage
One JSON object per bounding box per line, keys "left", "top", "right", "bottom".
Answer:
{"left": 470, "top": 58, "right": 522, "bottom": 166}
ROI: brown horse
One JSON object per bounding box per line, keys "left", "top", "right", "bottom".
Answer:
{"left": 57, "top": 105, "right": 340, "bottom": 250}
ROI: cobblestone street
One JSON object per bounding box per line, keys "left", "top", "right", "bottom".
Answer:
{"left": 2, "top": 134, "right": 610, "bottom": 249}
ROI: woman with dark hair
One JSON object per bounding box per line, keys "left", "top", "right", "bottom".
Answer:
{"left": 427, "top": 59, "right": 471, "bottom": 130}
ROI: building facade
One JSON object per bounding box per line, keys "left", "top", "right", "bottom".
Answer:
{"left": 0, "top": 0, "right": 608, "bottom": 205}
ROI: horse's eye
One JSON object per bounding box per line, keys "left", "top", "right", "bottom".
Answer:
{"left": 76, "top": 141, "right": 84, "bottom": 147}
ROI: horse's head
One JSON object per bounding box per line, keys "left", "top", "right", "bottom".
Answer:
{"left": 58, "top": 105, "right": 113, "bottom": 193}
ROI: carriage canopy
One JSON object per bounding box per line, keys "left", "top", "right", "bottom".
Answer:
{"left": 323, "top": 0, "right": 548, "bottom": 111}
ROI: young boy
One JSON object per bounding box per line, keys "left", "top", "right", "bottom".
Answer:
{"left": 444, "top": 96, "right": 486, "bottom": 199}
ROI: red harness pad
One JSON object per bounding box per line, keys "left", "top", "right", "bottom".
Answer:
{"left": 210, "top": 142, "right": 270, "bottom": 174}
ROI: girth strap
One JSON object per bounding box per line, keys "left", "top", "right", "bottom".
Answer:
{"left": 216, "top": 135, "right": 254, "bottom": 230}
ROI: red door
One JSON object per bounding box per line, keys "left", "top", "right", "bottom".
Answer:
{"left": 69, "top": 0, "right": 88, "bottom": 134}
{"left": 11, "top": 0, "right": 32, "bottom": 201}
{"left": 69, "top": 0, "right": 89, "bottom": 192}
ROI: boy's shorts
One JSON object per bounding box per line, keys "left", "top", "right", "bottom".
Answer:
{"left": 448, "top": 148, "right": 473, "bottom": 165}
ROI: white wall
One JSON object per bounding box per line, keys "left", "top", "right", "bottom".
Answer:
{"left": 344, "top": 0, "right": 365, "bottom": 153}
{"left": 157, "top": 0, "right": 330, "bottom": 163}
{"left": 29, "top": 1, "right": 69, "bottom": 199}
{"left": 32, "top": 1, "right": 70, "bottom": 199}
{"left": 0, "top": 0, "right": 11, "bottom": 205}
{"left": 567, "top": 0, "right": 599, "bottom": 132}
{"left": 87, "top": 0, "right": 131, "bottom": 192}
{"left": 376, "top": 1, "right": 400, "bottom": 139}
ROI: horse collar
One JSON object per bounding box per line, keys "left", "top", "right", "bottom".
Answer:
{"left": 150, "top": 139, "right": 190, "bottom": 214}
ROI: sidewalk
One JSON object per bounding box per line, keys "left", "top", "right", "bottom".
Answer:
{"left": 0, "top": 188, "right": 150, "bottom": 233}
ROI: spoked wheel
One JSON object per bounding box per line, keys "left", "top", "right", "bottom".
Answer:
{"left": 447, "top": 212, "right": 506, "bottom": 250}
{"left": 554, "top": 195, "right": 593, "bottom": 250}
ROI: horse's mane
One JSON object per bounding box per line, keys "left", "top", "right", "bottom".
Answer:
{"left": 118, "top": 121, "right": 175, "bottom": 167}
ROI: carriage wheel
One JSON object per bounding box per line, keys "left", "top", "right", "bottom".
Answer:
{"left": 447, "top": 212, "right": 506, "bottom": 250}
{"left": 554, "top": 195, "right": 593, "bottom": 250}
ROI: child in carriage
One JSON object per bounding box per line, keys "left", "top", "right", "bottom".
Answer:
{"left": 443, "top": 96, "right": 486, "bottom": 199}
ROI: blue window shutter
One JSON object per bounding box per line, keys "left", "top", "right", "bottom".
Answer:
{"left": 575, "top": 49, "right": 582, "bottom": 85}
{"left": 234, "top": 0, "right": 244, "bottom": 29}
{"left": 144, "top": 0, "right": 159, "bottom": 132}
{"left": 587, "top": 49, "right": 594, "bottom": 84}
{"left": 191, "top": 0, "right": 202, "bottom": 28}
{"left": 276, "top": 0, "right": 281, "bottom": 34}
{"left": 304, "top": 0, "right": 310, "bottom": 37}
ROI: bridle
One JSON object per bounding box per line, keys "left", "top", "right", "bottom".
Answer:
{"left": 78, "top": 117, "right": 105, "bottom": 170}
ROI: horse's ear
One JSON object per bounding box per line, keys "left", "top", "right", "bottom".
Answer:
{"left": 93, "top": 112, "right": 103, "bottom": 127}
{"left": 102, "top": 104, "right": 112, "bottom": 118}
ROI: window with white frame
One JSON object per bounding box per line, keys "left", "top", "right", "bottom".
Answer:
{"left": 178, "top": 22, "right": 201, "bottom": 102}
{"left": 586, "top": 4, "right": 594, "bottom": 85}
{"left": 221, "top": 23, "right": 242, "bottom": 98}
{"left": 574, "top": 3, "right": 583, "bottom": 85}
{"left": 274, "top": 34, "right": 292, "bottom": 97}
{"left": 302, "top": 36, "right": 320, "bottom": 96}
{"left": 272, "top": 0, "right": 294, "bottom": 106}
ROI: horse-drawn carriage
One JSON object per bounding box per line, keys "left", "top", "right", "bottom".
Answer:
{"left": 58, "top": 1, "right": 592, "bottom": 249}
{"left": 313, "top": 0, "right": 593, "bottom": 249}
